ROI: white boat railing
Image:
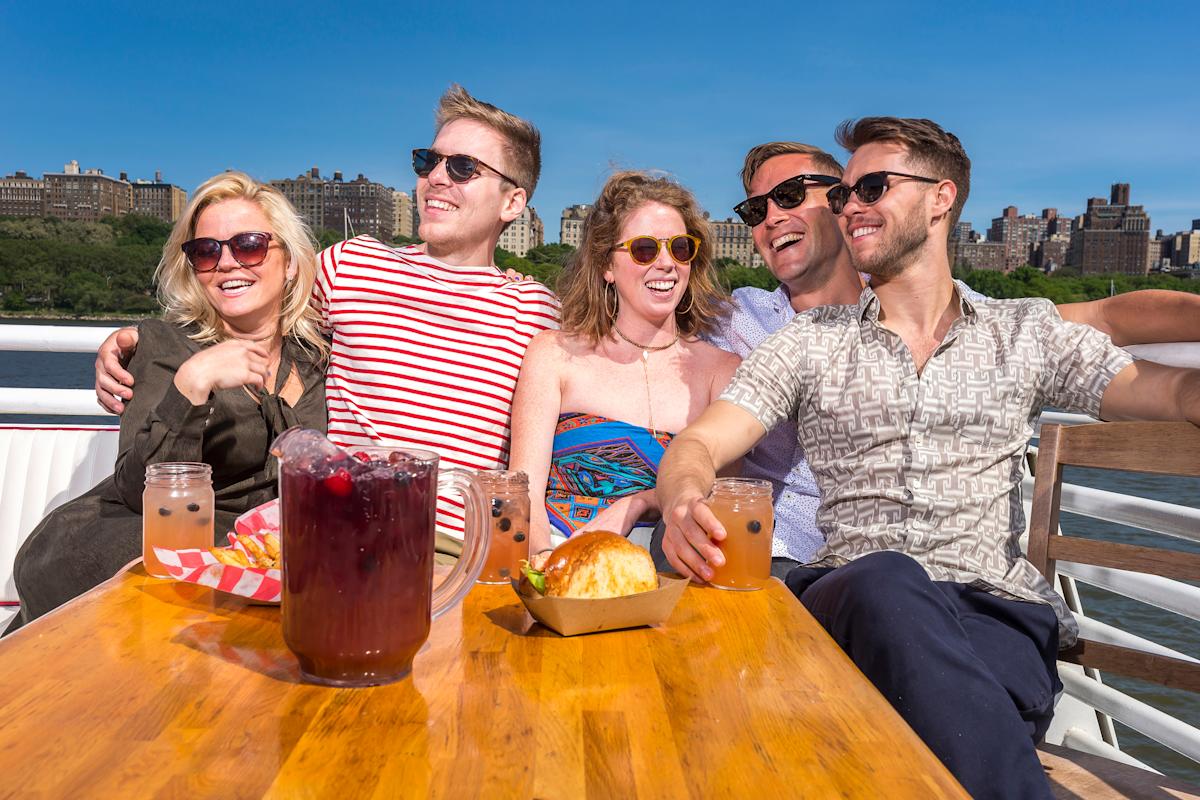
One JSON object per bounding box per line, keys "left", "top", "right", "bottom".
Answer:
{"left": 1, "top": 327, "right": 1198, "bottom": 777}
{"left": 0, "top": 325, "right": 118, "bottom": 416}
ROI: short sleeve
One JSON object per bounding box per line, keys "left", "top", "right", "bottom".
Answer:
{"left": 718, "top": 321, "right": 810, "bottom": 434}
{"left": 313, "top": 240, "right": 345, "bottom": 334}
{"left": 1035, "top": 302, "right": 1134, "bottom": 417}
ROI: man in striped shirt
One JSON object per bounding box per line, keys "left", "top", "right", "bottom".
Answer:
{"left": 95, "top": 86, "right": 560, "bottom": 553}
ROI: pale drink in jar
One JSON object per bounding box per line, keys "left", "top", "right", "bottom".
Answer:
{"left": 707, "top": 478, "right": 773, "bottom": 591}
{"left": 143, "top": 463, "right": 215, "bottom": 577}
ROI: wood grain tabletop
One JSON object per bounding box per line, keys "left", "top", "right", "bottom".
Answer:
{"left": 0, "top": 564, "right": 966, "bottom": 799}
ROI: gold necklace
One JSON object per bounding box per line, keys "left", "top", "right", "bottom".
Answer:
{"left": 612, "top": 325, "right": 680, "bottom": 432}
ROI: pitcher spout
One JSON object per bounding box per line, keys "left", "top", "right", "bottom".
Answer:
{"left": 269, "top": 427, "right": 343, "bottom": 466}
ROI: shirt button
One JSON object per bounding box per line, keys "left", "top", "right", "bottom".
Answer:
{"left": 911, "top": 479, "right": 922, "bottom": 490}
{"left": 913, "top": 433, "right": 925, "bottom": 445}
{"left": 901, "top": 489, "right": 914, "bottom": 502}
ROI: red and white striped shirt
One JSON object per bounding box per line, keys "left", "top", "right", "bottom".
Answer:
{"left": 315, "top": 236, "right": 560, "bottom": 537}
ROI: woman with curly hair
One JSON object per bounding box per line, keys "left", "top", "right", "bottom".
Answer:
{"left": 510, "top": 171, "right": 740, "bottom": 558}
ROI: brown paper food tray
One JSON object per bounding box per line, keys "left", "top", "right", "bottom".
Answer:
{"left": 511, "top": 574, "right": 688, "bottom": 636}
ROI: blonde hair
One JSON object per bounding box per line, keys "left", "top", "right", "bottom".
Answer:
{"left": 557, "top": 171, "right": 728, "bottom": 344}
{"left": 435, "top": 84, "right": 541, "bottom": 199}
{"left": 154, "top": 171, "right": 328, "bottom": 361}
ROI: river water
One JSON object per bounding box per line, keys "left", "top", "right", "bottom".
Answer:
{"left": 0, "top": 321, "right": 1196, "bottom": 783}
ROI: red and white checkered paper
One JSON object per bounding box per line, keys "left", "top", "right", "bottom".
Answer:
{"left": 234, "top": 498, "right": 279, "bottom": 537}
{"left": 153, "top": 530, "right": 281, "bottom": 603}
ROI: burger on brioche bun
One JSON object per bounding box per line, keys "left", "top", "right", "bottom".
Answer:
{"left": 522, "top": 531, "right": 658, "bottom": 599}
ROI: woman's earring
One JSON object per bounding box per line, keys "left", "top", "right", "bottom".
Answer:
{"left": 604, "top": 282, "right": 619, "bottom": 320}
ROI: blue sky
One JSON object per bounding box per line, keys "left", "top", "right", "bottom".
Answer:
{"left": 3, "top": 0, "right": 1197, "bottom": 238}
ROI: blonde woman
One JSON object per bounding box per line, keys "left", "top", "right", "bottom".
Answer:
{"left": 7, "top": 172, "right": 328, "bottom": 632}
{"left": 510, "top": 171, "right": 741, "bottom": 558}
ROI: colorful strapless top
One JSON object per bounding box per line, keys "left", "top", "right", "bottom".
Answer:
{"left": 545, "top": 413, "right": 675, "bottom": 537}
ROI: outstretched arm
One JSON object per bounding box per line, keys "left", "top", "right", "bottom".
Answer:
{"left": 657, "top": 400, "right": 767, "bottom": 583}
{"left": 1057, "top": 290, "right": 1200, "bottom": 347}
{"left": 1099, "top": 361, "right": 1200, "bottom": 426}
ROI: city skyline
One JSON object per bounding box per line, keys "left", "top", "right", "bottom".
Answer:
{"left": 3, "top": 2, "right": 1197, "bottom": 237}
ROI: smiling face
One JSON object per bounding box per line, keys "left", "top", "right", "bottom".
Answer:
{"left": 838, "top": 141, "right": 936, "bottom": 279}
{"left": 416, "top": 118, "right": 524, "bottom": 263}
{"left": 192, "top": 198, "right": 292, "bottom": 336}
{"left": 748, "top": 154, "right": 846, "bottom": 292}
{"left": 604, "top": 201, "right": 692, "bottom": 327}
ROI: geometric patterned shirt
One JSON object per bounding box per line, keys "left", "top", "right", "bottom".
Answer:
{"left": 720, "top": 281, "right": 1133, "bottom": 645}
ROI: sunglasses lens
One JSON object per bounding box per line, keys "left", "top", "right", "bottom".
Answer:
{"left": 859, "top": 173, "right": 888, "bottom": 204}
{"left": 669, "top": 236, "right": 698, "bottom": 264}
{"left": 231, "top": 233, "right": 270, "bottom": 265}
{"left": 445, "top": 155, "right": 479, "bottom": 183}
{"left": 771, "top": 178, "right": 806, "bottom": 209}
{"left": 827, "top": 186, "right": 848, "bottom": 214}
{"left": 735, "top": 197, "right": 766, "bottom": 227}
{"left": 628, "top": 237, "right": 660, "bottom": 265}
{"left": 182, "top": 239, "right": 221, "bottom": 271}
{"left": 412, "top": 149, "right": 435, "bottom": 176}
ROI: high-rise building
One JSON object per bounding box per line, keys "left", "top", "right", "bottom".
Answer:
{"left": 325, "top": 172, "right": 395, "bottom": 240}
{"left": 498, "top": 206, "right": 543, "bottom": 257}
{"left": 1066, "top": 183, "right": 1151, "bottom": 275}
{"left": 560, "top": 204, "right": 591, "bottom": 248}
{"left": 271, "top": 167, "right": 327, "bottom": 230}
{"left": 411, "top": 186, "right": 421, "bottom": 237}
{"left": 272, "top": 168, "right": 394, "bottom": 239}
{"left": 130, "top": 171, "right": 187, "bottom": 222}
{"left": 952, "top": 240, "right": 1007, "bottom": 272}
{"left": 1034, "top": 235, "right": 1072, "bottom": 272}
{"left": 952, "top": 221, "right": 976, "bottom": 242}
{"left": 708, "top": 217, "right": 764, "bottom": 268}
{"left": 986, "top": 206, "right": 1048, "bottom": 272}
{"left": 43, "top": 160, "right": 132, "bottom": 221}
{"left": 0, "top": 171, "right": 45, "bottom": 217}
{"left": 1163, "top": 222, "right": 1200, "bottom": 268}
{"left": 393, "top": 190, "right": 414, "bottom": 239}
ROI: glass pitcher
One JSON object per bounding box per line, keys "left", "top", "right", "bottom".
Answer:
{"left": 271, "top": 428, "right": 489, "bottom": 686}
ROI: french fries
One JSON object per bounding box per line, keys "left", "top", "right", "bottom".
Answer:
{"left": 210, "top": 532, "right": 281, "bottom": 570}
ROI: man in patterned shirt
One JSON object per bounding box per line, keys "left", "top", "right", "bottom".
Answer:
{"left": 699, "top": 141, "right": 1200, "bottom": 577}
{"left": 657, "top": 117, "right": 1200, "bottom": 800}
{"left": 700, "top": 140, "right": 1200, "bottom": 573}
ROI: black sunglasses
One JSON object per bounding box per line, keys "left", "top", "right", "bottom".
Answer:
{"left": 826, "top": 171, "right": 939, "bottom": 214}
{"left": 733, "top": 174, "right": 841, "bottom": 227}
{"left": 412, "top": 148, "right": 517, "bottom": 186}
{"left": 181, "top": 232, "right": 274, "bottom": 272}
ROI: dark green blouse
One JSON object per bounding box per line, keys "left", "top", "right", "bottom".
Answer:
{"left": 7, "top": 319, "right": 327, "bottom": 632}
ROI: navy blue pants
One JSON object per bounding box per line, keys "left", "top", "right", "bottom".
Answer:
{"left": 785, "top": 551, "right": 1060, "bottom": 800}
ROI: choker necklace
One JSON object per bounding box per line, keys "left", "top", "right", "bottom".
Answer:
{"left": 612, "top": 325, "right": 680, "bottom": 354}
{"left": 612, "top": 325, "right": 680, "bottom": 432}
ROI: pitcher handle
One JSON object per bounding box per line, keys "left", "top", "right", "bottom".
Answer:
{"left": 431, "top": 468, "right": 489, "bottom": 620}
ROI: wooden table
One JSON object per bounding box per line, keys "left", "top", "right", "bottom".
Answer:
{"left": 0, "top": 565, "right": 966, "bottom": 799}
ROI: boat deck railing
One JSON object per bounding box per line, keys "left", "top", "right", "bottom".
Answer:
{"left": 1, "top": 324, "right": 1198, "bottom": 775}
